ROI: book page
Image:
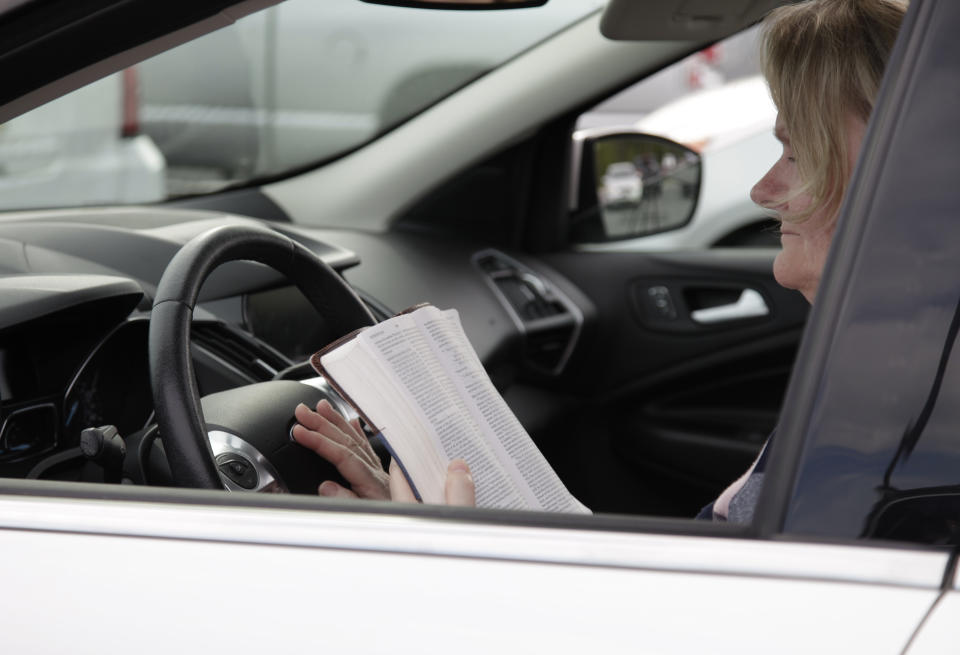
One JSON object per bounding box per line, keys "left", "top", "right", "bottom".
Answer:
{"left": 412, "top": 307, "right": 589, "bottom": 514}
{"left": 356, "top": 315, "right": 530, "bottom": 509}
{"left": 320, "top": 336, "right": 448, "bottom": 502}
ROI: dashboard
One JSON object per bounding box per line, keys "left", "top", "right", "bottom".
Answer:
{"left": 0, "top": 200, "right": 800, "bottom": 519}
{"left": 0, "top": 278, "right": 146, "bottom": 478}
{"left": 0, "top": 291, "right": 358, "bottom": 482}
{"left": 0, "top": 210, "right": 355, "bottom": 481}
{"left": 0, "top": 207, "right": 566, "bottom": 486}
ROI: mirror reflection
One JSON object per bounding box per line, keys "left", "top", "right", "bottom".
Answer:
{"left": 591, "top": 134, "right": 701, "bottom": 240}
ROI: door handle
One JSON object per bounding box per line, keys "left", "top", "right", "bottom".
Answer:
{"left": 690, "top": 289, "right": 769, "bottom": 324}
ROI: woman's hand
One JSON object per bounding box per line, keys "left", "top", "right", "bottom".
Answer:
{"left": 292, "top": 400, "right": 476, "bottom": 506}
{"left": 292, "top": 399, "right": 390, "bottom": 499}
{"left": 389, "top": 458, "right": 475, "bottom": 507}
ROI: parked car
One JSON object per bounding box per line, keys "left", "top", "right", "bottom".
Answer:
{"left": 0, "top": 69, "right": 165, "bottom": 210}
{"left": 598, "top": 160, "right": 642, "bottom": 206}
{"left": 135, "top": 0, "right": 605, "bottom": 192}
{"left": 1, "top": 0, "right": 960, "bottom": 652}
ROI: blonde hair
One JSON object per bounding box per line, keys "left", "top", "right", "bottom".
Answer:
{"left": 761, "top": 0, "right": 907, "bottom": 220}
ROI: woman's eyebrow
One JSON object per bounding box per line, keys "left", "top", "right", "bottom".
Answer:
{"left": 774, "top": 125, "right": 790, "bottom": 144}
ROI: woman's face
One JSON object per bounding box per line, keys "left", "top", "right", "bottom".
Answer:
{"left": 750, "top": 113, "right": 867, "bottom": 303}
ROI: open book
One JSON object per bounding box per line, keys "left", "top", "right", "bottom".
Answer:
{"left": 310, "top": 304, "right": 589, "bottom": 513}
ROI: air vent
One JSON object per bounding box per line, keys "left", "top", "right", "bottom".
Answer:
{"left": 474, "top": 249, "right": 582, "bottom": 375}
{"left": 191, "top": 322, "right": 292, "bottom": 383}
{"left": 476, "top": 255, "right": 566, "bottom": 320}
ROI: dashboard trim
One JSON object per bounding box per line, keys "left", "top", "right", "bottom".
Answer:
{"left": 472, "top": 248, "right": 583, "bottom": 376}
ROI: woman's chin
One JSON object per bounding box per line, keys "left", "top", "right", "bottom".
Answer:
{"left": 773, "top": 251, "right": 801, "bottom": 291}
{"left": 773, "top": 253, "right": 817, "bottom": 303}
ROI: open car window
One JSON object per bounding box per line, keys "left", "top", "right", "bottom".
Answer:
{"left": 571, "top": 25, "right": 782, "bottom": 248}
{"left": 0, "top": 0, "right": 958, "bottom": 556}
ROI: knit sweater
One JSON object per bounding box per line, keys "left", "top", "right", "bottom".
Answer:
{"left": 696, "top": 437, "right": 771, "bottom": 523}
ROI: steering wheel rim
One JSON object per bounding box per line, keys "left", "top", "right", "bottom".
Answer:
{"left": 148, "top": 223, "right": 376, "bottom": 489}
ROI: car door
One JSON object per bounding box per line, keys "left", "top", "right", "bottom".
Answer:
{"left": 532, "top": 246, "right": 808, "bottom": 516}
{"left": 0, "top": 489, "right": 946, "bottom": 655}
{"left": 907, "top": 567, "right": 960, "bottom": 655}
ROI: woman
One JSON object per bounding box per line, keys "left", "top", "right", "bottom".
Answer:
{"left": 292, "top": 0, "right": 908, "bottom": 517}
{"left": 696, "top": 0, "right": 905, "bottom": 521}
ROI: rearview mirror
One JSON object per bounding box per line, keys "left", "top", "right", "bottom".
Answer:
{"left": 360, "top": 0, "right": 548, "bottom": 9}
{"left": 569, "top": 130, "right": 701, "bottom": 243}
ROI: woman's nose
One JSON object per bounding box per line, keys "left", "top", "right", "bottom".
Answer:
{"left": 750, "top": 166, "right": 781, "bottom": 210}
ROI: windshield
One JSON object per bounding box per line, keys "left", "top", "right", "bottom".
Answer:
{"left": 0, "top": 0, "right": 605, "bottom": 210}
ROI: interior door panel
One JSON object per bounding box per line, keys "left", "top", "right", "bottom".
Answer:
{"left": 531, "top": 248, "right": 808, "bottom": 516}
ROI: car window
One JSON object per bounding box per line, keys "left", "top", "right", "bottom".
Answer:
{"left": 572, "top": 26, "right": 782, "bottom": 248}
{"left": 0, "top": 0, "right": 605, "bottom": 211}
{"left": 1, "top": 0, "right": 953, "bottom": 556}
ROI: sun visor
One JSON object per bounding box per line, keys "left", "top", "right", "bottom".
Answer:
{"left": 600, "top": 0, "right": 789, "bottom": 41}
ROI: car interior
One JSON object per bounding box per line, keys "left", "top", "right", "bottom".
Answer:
{"left": 0, "top": 0, "right": 813, "bottom": 523}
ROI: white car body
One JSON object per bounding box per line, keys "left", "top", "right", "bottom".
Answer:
{"left": 0, "top": 492, "right": 950, "bottom": 654}
{"left": 0, "top": 73, "right": 165, "bottom": 210}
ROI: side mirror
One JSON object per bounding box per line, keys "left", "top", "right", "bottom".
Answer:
{"left": 569, "top": 130, "right": 701, "bottom": 243}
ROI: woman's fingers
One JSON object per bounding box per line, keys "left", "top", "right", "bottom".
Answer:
{"left": 317, "top": 481, "right": 358, "bottom": 499}
{"left": 388, "top": 458, "right": 476, "bottom": 506}
{"left": 388, "top": 459, "right": 418, "bottom": 503}
{"left": 349, "top": 417, "right": 365, "bottom": 441}
{"left": 444, "top": 459, "right": 476, "bottom": 507}
{"left": 291, "top": 407, "right": 390, "bottom": 500}
{"left": 293, "top": 401, "right": 378, "bottom": 469}
{"left": 293, "top": 399, "right": 475, "bottom": 507}
{"left": 313, "top": 400, "right": 382, "bottom": 466}
{"left": 292, "top": 423, "right": 389, "bottom": 499}
{"left": 311, "top": 398, "right": 356, "bottom": 434}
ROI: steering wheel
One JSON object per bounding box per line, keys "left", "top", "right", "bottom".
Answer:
{"left": 148, "top": 223, "right": 376, "bottom": 492}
